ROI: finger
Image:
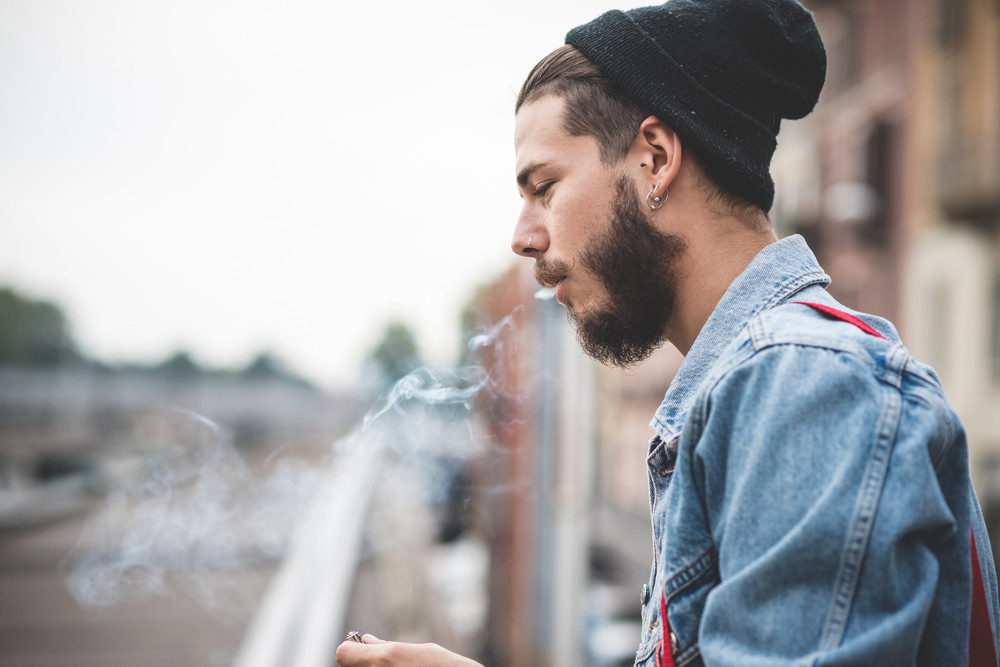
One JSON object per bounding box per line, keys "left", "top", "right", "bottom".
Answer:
{"left": 334, "top": 639, "right": 372, "bottom": 666}
{"left": 361, "top": 634, "right": 384, "bottom": 644}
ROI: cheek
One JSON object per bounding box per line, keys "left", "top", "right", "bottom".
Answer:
{"left": 551, "top": 192, "right": 607, "bottom": 241}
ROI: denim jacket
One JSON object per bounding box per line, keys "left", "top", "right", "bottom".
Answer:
{"left": 636, "top": 235, "right": 1000, "bottom": 666}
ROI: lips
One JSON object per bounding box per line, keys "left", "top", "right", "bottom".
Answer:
{"left": 539, "top": 274, "right": 564, "bottom": 289}
{"left": 554, "top": 279, "right": 568, "bottom": 304}
{"left": 533, "top": 257, "right": 572, "bottom": 304}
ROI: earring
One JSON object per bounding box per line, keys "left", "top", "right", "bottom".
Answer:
{"left": 640, "top": 162, "right": 647, "bottom": 168}
{"left": 646, "top": 184, "right": 667, "bottom": 210}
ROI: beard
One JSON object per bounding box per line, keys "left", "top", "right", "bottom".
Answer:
{"left": 537, "top": 175, "right": 687, "bottom": 368}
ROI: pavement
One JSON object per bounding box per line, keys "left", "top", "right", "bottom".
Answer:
{"left": 0, "top": 512, "right": 273, "bottom": 667}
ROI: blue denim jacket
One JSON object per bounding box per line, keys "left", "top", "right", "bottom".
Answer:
{"left": 636, "top": 235, "right": 1000, "bottom": 666}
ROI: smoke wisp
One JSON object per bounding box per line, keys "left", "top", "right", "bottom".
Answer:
{"left": 61, "top": 309, "right": 522, "bottom": 616}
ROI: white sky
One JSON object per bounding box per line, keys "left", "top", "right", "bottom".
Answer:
{"left": 0, "top": 0, "right": 628, "bottom": 389}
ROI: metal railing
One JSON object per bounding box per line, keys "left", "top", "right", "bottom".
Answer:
{"left": 234, "top": 445, "right": 381, "bottom": 667}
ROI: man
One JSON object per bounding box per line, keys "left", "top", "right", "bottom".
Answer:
{"left": 338, "top": 1, "right": 1000, "bottom": 665}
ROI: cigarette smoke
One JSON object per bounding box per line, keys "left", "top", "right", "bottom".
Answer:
{"left": 534, "top": 287, "right": 556, "bottom": 301}
{"left": 61, "top": 310, "right": 521, "bottom": 615}
{"left": 61, "top": 409, "right": 327, "bottom": 614}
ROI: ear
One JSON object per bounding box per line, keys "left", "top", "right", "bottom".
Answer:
{"left": 632, "top": 116, "right": 682, "bottom": 190}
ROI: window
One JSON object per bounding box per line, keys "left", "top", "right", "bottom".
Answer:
{"left": 843, "top": 5, "right": 865, "bottom": 84}
{"left": 940, "top": 0, "right": 967, "bottom": 49}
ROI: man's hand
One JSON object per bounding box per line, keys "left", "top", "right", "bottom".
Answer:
{"left": 334, "top": 635, "right": 484, "bottom": 667}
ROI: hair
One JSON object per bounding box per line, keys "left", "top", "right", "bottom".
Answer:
{"left": 516, "top": 45, "right": 768, "bottom": 230}
{"left": 516, "top": 45, "right": 645, "bottom": 166}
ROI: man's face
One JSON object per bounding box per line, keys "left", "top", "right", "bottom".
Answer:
{"left": 512, "top": 95, "right": 686, "bottom": 367}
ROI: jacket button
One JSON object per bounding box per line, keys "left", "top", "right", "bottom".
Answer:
{"left": 641, "top": 583, "right": 650, "bottom": 605}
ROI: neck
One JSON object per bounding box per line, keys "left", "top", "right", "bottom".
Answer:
{"left": 663, "top": 210, "right": 776, "bottom": 356}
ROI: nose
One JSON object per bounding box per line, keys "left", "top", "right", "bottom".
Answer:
{"left": 511, "top": 204, "right": 547, "bottom": 258}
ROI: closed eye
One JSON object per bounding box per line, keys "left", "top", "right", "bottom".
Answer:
{"left": 533, "top": 181, "right": 553, "bottom": 198}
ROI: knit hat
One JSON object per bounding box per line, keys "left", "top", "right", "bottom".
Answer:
{"left": 566, "top": 0, "right": 826, "bottom": 211}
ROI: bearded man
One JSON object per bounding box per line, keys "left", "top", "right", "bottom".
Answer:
{"left": 338, "top": 1, "right": 1000, "bottom": 665}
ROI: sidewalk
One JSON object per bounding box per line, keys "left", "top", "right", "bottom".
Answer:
{"left": 0, "top": 512, "right": 272, "bottom": 667}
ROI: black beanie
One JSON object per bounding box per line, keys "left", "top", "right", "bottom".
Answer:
{"left": 565, "top": 0, "right": 826, "bottom": 211}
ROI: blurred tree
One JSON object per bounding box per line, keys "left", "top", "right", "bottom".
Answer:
{"left": 367, "top": 321, "right": 421, "bottom": 387}
{"left": 238, "top": 351, "right": 314, "bottom": 389}
{"left": 241, "top": 351, "right": 284, "bottom": 379}
{"left": 153, "top": 350, "right": 201, "bottom": 377}
{"left": 0, "top": 286, "right": 78, "bottom": 365}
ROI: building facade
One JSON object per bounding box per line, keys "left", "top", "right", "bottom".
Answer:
{"left": 774, "top": 0, "right": 1000, "bottom": 535}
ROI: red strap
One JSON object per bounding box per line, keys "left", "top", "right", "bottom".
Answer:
{"left": 970, "top": 528, "right": 998, "bottom": 666}
{"left": 790, "top": 301, "right": 886, "bottom": 340}
{"left": 661, "top": 591, "right": 675, "bottom": 667}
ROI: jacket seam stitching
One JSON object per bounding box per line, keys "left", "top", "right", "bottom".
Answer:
{"left": 662, "top": 547, "right": 717, "bottom": 597}
{"left": 818, "top": 381, "right": 903, "bottom": 650}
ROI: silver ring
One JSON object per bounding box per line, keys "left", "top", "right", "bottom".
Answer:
{"left": 646, "top": 185, "right": 667, "bottom": 210}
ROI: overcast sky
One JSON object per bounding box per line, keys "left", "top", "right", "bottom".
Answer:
{"left": 0, "top": 0, "right": 628, "bottom": 388}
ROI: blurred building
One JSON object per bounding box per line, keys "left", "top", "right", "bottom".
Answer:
{"left": 0, "top": 365, "right": 360, "bottom": 529}
{"left": 773, "top": 0, "right": 1000, "bottom": 533}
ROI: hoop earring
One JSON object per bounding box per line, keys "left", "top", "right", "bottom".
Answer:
{"left": 646, "top": 185, "right": 667, "bottom": 210}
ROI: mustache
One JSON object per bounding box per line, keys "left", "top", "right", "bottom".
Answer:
{"left": 533, "top": 257, "right": 573, "bottom": 288}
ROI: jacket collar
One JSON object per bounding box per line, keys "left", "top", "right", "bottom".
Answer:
{"left": 650, "top": 234, "right": 830, "bottom": 439}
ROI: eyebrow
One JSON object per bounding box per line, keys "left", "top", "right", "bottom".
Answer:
{"left": 516, "top": 161, "right": 548, "bottom": 189}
